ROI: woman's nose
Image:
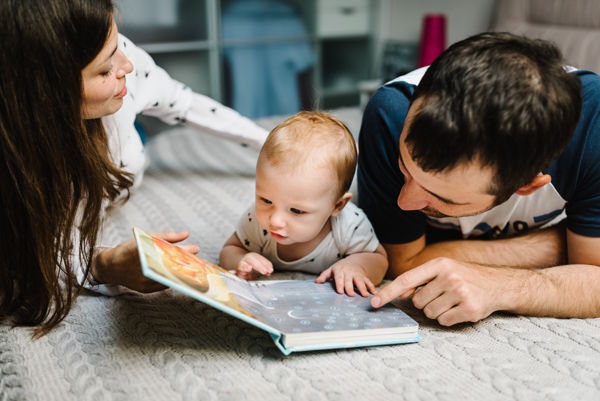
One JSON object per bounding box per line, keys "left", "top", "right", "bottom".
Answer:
{"left": 115, "top": 50, "right": 134, "bottom": 78}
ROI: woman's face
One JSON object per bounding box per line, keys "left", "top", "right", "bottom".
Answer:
{"left": 81, "top": 20, "right": 133, "bottom": 119}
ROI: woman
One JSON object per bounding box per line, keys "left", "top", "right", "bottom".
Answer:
{"left": 0, "top": 0, "right": 267, "bottom": 335}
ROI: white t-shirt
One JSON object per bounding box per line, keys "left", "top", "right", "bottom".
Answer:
{"left": 78, "top": 35, "right": 268, "bottom": 294}
{"left": 235, "top": 202, "right": 380, "bottom": 274}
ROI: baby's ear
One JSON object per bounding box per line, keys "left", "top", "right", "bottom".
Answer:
{"left": 331, "top": 193, "right": 352, "bottom": 217}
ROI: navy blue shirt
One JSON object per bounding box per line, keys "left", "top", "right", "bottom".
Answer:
{"left": 357, "top": 69, "right": 600, "bottom": 243}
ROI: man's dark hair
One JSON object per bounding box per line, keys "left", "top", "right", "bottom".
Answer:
{"left": 407, "top": 32, "right": 582, "bottom": 204}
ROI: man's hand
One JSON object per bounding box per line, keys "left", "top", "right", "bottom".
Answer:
{"left": 236, "top": 252, "right": 273, "bottom": 280}
{"left": 92, "top": 231, "right": 199, "bottom": 293}
{"left": 316, "top": 261, "right": 377, "bottom": 297}
{"left": 371, "top": 257, "right": 507, "bottom": 325}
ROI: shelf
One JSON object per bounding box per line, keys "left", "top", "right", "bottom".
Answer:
{"left": 222, "top": 36, "right": 314, "bottom": 48}
{"left": 151, "top": 51, "right": 212, "bottom": 93}
{"left": 116, "top": 0, "right": 209, "bottom": 43}
{"left": 138, "top": 40, "right": 216, "bottom": 54}
{"left": 320, "top": 86, "right": 359, "bottom": 97}
{"left": 117, "top": 0, "right": 376, "bottom": 119}
{"left": 319, "top": 92, "right": 360, "bottom": 110}
{"left": 321, "top": 37, "right": 371, "bottom": 92}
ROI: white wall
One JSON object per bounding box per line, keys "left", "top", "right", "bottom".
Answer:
{"left": 373, "top": 0, "right": 497, "bottom": 73}
{"left": 377, "top": 0, "right": 496, "bottom": 44}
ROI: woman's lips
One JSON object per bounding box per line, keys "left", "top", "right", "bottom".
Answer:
{"left": 116, "top": 85, "right": 127, "bottom": 98}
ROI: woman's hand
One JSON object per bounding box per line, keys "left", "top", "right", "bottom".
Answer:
{"left": 91, "top": 231, "right": 200, "bottom": 293}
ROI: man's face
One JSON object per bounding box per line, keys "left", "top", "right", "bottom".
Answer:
{"left": 397, "top": 98, "right": 497, "bottom": 218}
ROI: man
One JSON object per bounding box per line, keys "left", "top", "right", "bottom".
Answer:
{"left": 359, "top": 32, "right": 600, "bottom": 325}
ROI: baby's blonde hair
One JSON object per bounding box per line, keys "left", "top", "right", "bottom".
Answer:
{"left": 259, "top": 111, "right": 357, "bottom": 198}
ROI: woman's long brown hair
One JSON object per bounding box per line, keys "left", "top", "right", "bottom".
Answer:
{"left": 0, "top": 0, "right": 133, "bottom": 335}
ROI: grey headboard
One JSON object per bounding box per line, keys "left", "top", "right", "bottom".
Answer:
{"left": 490, "top": 0, "right": 600, "bottom": 72}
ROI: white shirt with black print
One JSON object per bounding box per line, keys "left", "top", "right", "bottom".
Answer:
{"left": 236, "top": 202, "right": 380, "bottom": 275}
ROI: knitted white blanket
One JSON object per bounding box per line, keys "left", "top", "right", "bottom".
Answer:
{"left": 2, "top": 109, "right": 599, "bottom": 401}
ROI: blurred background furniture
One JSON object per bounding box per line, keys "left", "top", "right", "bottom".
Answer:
{"left": 221, "top": 0, "right": 314, "bottom": 118}
{"left": 490, "top": 0, "right": 600, "bottom": 72}
{"left": 117, "top": 0, "right": 375, "bottom": 116}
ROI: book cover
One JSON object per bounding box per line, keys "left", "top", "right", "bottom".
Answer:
{"left": 133, "top": 227, "right": 420, "bottom": 355}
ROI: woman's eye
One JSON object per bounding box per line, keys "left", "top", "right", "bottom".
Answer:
{"left": 101, "top": 66, "right": 113, "bottom": 77}
{"left": 290, "top": 208, "right": 305, "bottom": 215}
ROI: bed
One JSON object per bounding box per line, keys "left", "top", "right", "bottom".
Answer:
{"left": 2, "top": 106, "right": 599, "bottom": 401}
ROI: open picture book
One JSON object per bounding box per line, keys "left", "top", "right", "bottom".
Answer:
{"left": 133, "top": 227, "right": 420, "bottom": 355}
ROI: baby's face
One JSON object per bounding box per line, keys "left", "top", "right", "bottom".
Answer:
{"left": 254, "top": 159, "right": 340, "bottom": 246}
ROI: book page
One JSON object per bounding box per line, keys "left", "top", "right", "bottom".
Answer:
{"left": 135, "top": 228, "right": 416, "bottom": 335}
{"left": 245, "top": 280, "right": 416, "bottom": 335}
{"left": 135, "top": 228, "right": 267, "bottom": 318}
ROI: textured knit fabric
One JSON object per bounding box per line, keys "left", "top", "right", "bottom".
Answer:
{"left": 3, "top": 118, "right": 597, "bottom": 401}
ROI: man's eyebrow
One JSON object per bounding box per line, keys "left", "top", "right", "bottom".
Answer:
{"left": 398, "top": 145, "right": 470, "bottom": 206}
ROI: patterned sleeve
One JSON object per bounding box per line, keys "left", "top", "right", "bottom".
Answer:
{"left": 333, "top": 203, "right": 380, "bottom": 255}
{"left": 185, "top": 93, "right": 269, "bottom": 150}
{"left": 119, "top": 34, "right": 268, "bottom": 149}
{"left": 119, "top": 34, "right": 193, "bottom": 124}
{"left": 234, "top": 204, "right": 267, "bottom": 254}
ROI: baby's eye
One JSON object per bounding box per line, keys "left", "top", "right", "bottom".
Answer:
{"left": 260, "top": 197, "right": 272, "bottom": 205}
{"left": 290, "top": 208, "right": 305, "bottom": 215}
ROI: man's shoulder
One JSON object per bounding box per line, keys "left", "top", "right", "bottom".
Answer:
{"left": 579, "top": 69, "right": 600, "bottom": 88}
{"left": 373, "top": 80, "right": 416, "bottom": 109}
{"left": 561, "top": 70, "right": 600, "bottom": 144}
{"left": 360, "top": 80, "right": 414, "bottom": 147}
{"left": 547, "top": 70, "right": 600, "bottom": 200}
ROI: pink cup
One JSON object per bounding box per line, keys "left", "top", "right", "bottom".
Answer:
{"left": 418, "top": 14, "right": 447, "bottom": 67}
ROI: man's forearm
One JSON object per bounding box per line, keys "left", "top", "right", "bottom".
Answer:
{"left": 498, "top": 263, "right": 600, "bottom": 318}
{"left": 410, "top": 225, "right": 566, "bottom": 270}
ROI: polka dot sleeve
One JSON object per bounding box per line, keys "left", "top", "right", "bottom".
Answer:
{"left": 119, "top": 34, "right": 268, "bottom": 150}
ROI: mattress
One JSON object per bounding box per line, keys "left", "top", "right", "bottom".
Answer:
{"left": 2, "top": 108, "right": 599, "bottom": 401}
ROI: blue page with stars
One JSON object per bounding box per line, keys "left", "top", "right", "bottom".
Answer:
{"left": 134, "top": 227, "right": 420, "bottom": 355}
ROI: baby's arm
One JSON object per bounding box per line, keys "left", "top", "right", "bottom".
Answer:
{"left": 219, "top": 233, "right": 273, "bottom": 280}
{"left": 315, "top": 244, "right": 388, "bottom": 297}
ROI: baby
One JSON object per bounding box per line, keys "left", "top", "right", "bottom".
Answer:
{"left": 219, "top": 111, "right": 387, "bottom": 296}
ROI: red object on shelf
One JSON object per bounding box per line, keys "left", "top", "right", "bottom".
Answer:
{"left": 418, "top": 14, "right": 447, "bottom": 67}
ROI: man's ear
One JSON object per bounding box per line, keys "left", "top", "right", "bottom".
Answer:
{"left": 331, "top": 193, "right": 352, "bottom": 217}
{"left": 515, "top": 174, "right": 551, "bottom": 196}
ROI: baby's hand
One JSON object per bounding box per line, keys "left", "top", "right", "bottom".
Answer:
{"left": 315, "top": 262, "right": 376, "bottom": 297}
{"left": 236, "top": 252, "right": 273, "bottom": 280}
